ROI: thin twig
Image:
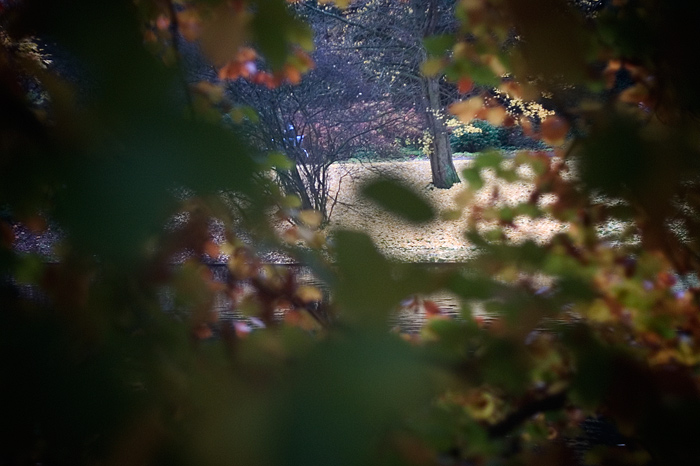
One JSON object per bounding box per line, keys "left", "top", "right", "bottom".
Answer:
{"left": 166, "top": 0, "right": 196, "bottom": 120}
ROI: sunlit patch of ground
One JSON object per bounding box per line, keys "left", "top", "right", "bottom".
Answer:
{"left": 327, "top": 159, "right": 567, "bottom": 262}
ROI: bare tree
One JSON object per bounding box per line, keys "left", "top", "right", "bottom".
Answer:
{"left": 226, "top": 45, "right": 405, "bottom": 221}
{"left": 302, "top": 0, "right": 461, "bottom": 188}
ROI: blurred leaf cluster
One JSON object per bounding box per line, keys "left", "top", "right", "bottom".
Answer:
{"left": 3, "top": 1, "right": 700, "bottom": 466}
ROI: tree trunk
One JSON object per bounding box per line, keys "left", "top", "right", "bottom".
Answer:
{"left": 277, "top": 165, "right": 313, "bottom": 211}
{"left": 422, "top": 0, "right": 460, "bottom": 189}
{"left": 424, "top": 75, "right": 460, "bottom": 188}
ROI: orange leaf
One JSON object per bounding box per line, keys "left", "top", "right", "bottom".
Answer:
{"left": 449, "top": 96, "right": 484, "bottom": 123}
{"left": 618, "top": 83, "right": 649, "bottom": 105}
{"left": 457, "top": 77, "right": 474, "bottom": 94}
{"left": 203, "top": 240, "right": 221, "bottom": 259}
{"left": 284, "top": 65, "right": 302, "bottom": 85}
{"left": 218, "top": 61, "right": 243, "bottom": 80}
{"left": 423, "top": 300, "right": 441, "bottom": 316}
{"left": 192, "top": 323, "right": 213, "bottom": 340}
{"left": 237, "top": 46, "right": 257, "bottom": 62}
{"left": 295, "top": 50, "right": 315, "bottom": 70}
{"left": 485, "top": 106, "right": 507, "bottom": 126}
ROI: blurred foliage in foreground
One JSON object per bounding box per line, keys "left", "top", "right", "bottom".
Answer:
{"left": 3, "top": 1, "right": 700, "bottom": 466}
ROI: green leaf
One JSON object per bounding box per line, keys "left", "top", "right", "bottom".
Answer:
{"left": 474, "top": 150, "right": 503, "bottom": 169}
{"left": 266, "top": 151, "right": 295, "bottom": 171}
{"left": 241, "top": 105, "right": 260, "bottom": 123}
{"left": 465, "top": 61, "right": 500, "bottom": 87}
{"left": 499, "top": 206, "right": 515, "bottom": 223}
{"left": 514, "top": 202, "right": 541, "bottom": 218}
{"left": 15, "top": 254, "right": 44, "bottom": 285}
{"left": 462, "top": 168, "right": 484, "bottom": 190}
{"left": 421, "top": 57, "right": 444, "bottom": 77}
{"left": 362, "top": 178, "right": 435, "bottom": 223}
{"left": 333, "top": 231, "right": 395, "bottom": 324}
{"left": 423, "top": 34, "right": 455, "bottom": 56}
{"left": 280, "top": 194, "right": 302, "bottom": 208}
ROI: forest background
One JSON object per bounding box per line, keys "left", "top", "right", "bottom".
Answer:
{"left": 3, "top": 1, "right": 700, "bottom": 465}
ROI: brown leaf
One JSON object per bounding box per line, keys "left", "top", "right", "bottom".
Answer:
{"left": 156, "top": 14, "right": 170, "bottom": 31}
{"left": 540, "top": 116, "right": 569, "bottom": 146}
{"left": 423, "top": 300, "right": 442, "bottom": 316}
{"left": 176, "top": 9, "right": 202, "bottom": 42}
{"left": 192, "top": 323, "right": 213, "bottom": 340}
{"left": 0, "top": 221, "right": 14, "bottom": 247}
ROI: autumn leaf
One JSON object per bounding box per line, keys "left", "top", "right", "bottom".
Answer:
{"left": 423, "top": 300, "right": 442, "bottom": 317}
{"left": 0, "top": 221, "right": 14, "bottom": 248}
{"left": 457, "top": 77, "right": 474, "bottom": 94}
{"left": 485, "top": 105, "right": 507, "bottom": 125}
{"left": 449, "top": 96, "right": 484, "bottom": 123}
{"left": 192, "top": 81, "right": 225, "bottom": 103}
{"left": 155, "top": 14, "right": 170, "bottom": 31}
{"left": 483, "top": 54, "right": 507, "bottom": 77}
{"left": 298, "top": 210, "right": 323, "bottom": 229}
{"left": 296, "top": 285, "right": 323, "bottom": 303}
{"left": 218, "top": 61, "right": 243, "bottom": 80}
{"left": 203, "top": 240, "right": 221, "bottom": 259}
{"left": 283, "top": 64, "right": 302, "bottom": 85}
{"left": 540, "top": 115, "right": 569, "bottom": 146}
{"left": 421, "top": 57, "right": 444, "bottom": 77}
{"left": 499, "top": 81, "right": 523, "bottom": 99}
{"left": 176, "top": 9, "right": 202, "bottom": 42}
{"left": 236, "top": 46, "right": 257, "bottom": 62}
{"left": 362, "top": 178, "right": 435, "bottom": 223}
{"left": 192, "top": 323, "right": 213, "bottom": 340}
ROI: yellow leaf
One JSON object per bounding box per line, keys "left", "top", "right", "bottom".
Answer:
{"left": 465, "top": 390, "right": 498, "bottom": 421}
{"left": 453, "top": 188, "right": 475, "bottom": 209}
{"left": 298, "top": 210, "right": 323, "bottom": 228}
{"left": 219, "top": 242, "right": 235, "bottom": 256}
{"left": 421, "top": 57, "right": 444, "bottom": 77}
{"left": 229, "top": 107, "right": 244, "bottom": 123}
{"left": 483, "top": 54, "right": 507, "bottom": 77}
{"left": 449, "top": 96, "right": 484, "bottom": 123}
{"left": 485, "top": 106, "right": 507, "bottom": 125}
{"left": 296, "top": 285, "right": 323, "bottom": 303}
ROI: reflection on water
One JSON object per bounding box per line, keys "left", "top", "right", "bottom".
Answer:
{"left": 183, "top": 263, "right": 472, "bottom": 335}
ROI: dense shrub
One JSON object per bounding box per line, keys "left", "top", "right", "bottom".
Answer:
{"left": 449, "top": 119, "right": 545, "bottom": 153}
